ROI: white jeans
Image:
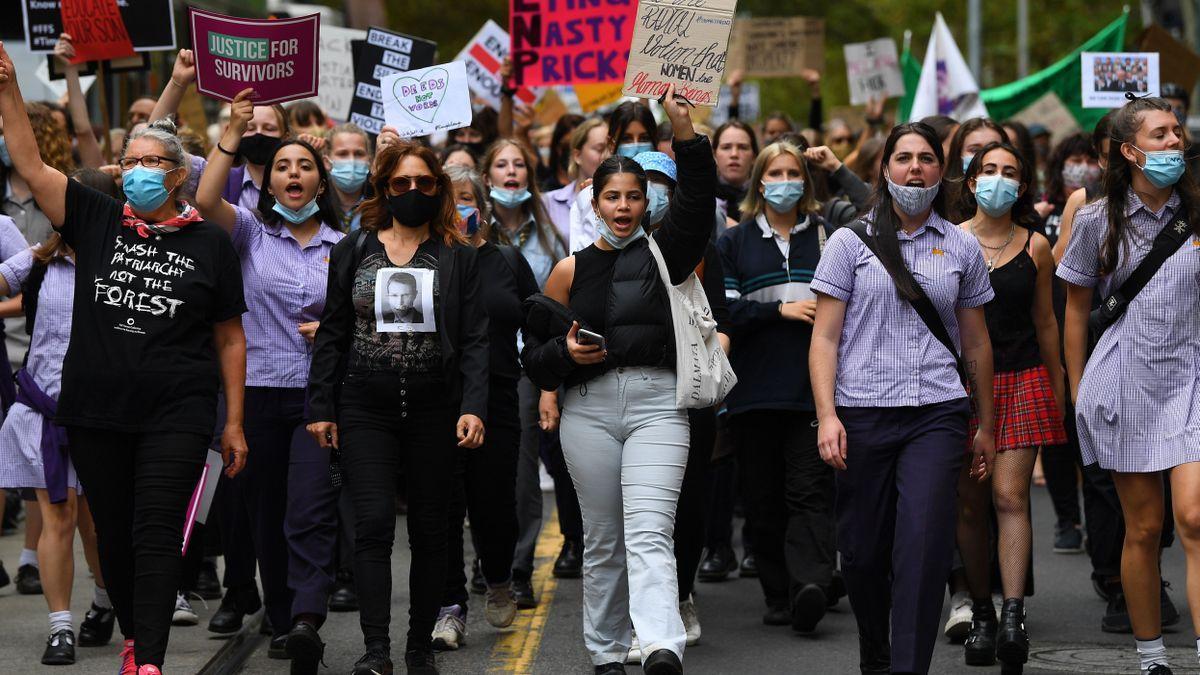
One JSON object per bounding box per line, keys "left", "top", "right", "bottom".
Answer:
{"left": 560, "top": 367, "right": 689, "bottom": 665}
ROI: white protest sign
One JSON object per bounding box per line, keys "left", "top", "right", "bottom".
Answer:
{"left": 1082, "top": 52, "right": 1160, "bottom": 108}
{"left": 844, "top": 38, "right": 905, "bottom": 105}
{"left": 306, "top": 25, "right": 366, "bottom": 121}
{"left": 380, "top": 61, "right": 473, "bottom": 138}
{"left": 454, "top": 20, "right": 541, "bottom": 111}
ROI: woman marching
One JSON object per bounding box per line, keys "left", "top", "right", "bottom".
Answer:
{"left": 0, "top": 43, "right": 249, "bottom": 675}
{"left": 955, "top": 142, "right": 1067, "bottom": 670}
{"left": 809, "top": 122, "right": 996, "bottom": 675}
{"left": 306, "top": 140, "right": 488, "bottom": 675}
{"left": 522, "top": 85, "right": 713, "bottom": 675}
{"left": 1059, "top": 95, "right": 1200, "bottom": 675}
{"left": 194, "top": 88, "right": 346, "bottom": 673}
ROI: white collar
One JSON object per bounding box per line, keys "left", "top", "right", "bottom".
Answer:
{"left": 755, "top": 211, "right": 809, "bottom": 238}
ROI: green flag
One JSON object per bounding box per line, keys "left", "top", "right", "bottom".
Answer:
{"left": 899, "top": 44, "right": 922, "bottom": 123}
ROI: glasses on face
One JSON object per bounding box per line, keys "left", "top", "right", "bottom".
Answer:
{"left": 389, "top": 174, "right": 438, "bottom": 196}
{"left": 118, "top": 155, "right": 178, "bottom": 171}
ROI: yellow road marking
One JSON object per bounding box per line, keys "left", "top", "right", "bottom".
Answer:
{"left": 488, "top": 508, "right": 562, "bottom": 674}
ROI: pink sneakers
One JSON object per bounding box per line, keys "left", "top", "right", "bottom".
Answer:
{"left": 136, "top": 666, "right": 162, "bottom": 675}
{"left": 118, "top": 640, "right": 136, "bottom": 675}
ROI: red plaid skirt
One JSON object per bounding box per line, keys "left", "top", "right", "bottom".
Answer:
{"left": 968, "top": 364, "right": 1067, "bottom": 452}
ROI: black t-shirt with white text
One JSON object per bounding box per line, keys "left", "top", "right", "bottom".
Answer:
{"left": 56, "top": 179, "right": 247, "bottom": 434}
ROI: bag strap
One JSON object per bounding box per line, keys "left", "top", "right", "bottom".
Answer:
{"left": 20, "top": 260, "right": 49, "bottom": 338}
{"left": 497, "top": 244, "right": 523, "bottom": 281}
{"left": 1091, "top": 212, "right": 1192, "bottom": 333}
{"left": 846, "top": 220, "right": 965, "bottom": 380}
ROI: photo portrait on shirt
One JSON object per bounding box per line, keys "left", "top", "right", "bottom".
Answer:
{"left": 374, "top": 267, "right": 436, "bottom": 332}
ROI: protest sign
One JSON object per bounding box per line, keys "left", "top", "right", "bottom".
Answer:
{"left": 708, "top": 82, "right": 759, "bottom": 126}
{"left": 533, "top": 87, "right": 569, "bottom": 126}
{"left": 59, "top": 0, "right": 136, "bottom": 64}
{"left": 189, "top": 8, "right": 321, "bottom": 106}
{"left": 380, "top": 61, "right": 473, "bottom": 138}
{"left": 348, "top": 28, "right": 438, "bottom": 136}
{"left": 22, "top": 0, "right": 176, "bottom": 54}
{"left": 302, "top": 25, "right": 367, "bottom": 121}
{"left": 455, "top": 20, "right": 540, "bottom": 112}
{"left": 1137, "top": 25, "right": 1200, "bottom": 91}
{"left": 1081, "top": 52, "right": 1160, "bottom": 108}
{"left": 509, "top": 0, "right": 636, "bottom": 87}
{"left": 574, "top": 82, "right": 625, "bottom": 113}
{"left": 727, "top": 17, "right": 823, "bottom": 79}
{"left": 1012, "top": 91, "right": 1082, "bottom": 146}
{"left": 1, "top": 4, "right": 24, "bottom": 40}
{"left": 844, "top": 38, "right": 905, "bottom": 105}
{"left": 35, "top": 58, "right": 96, "bottom": 99}
{"left": 622, "top": 0, "right": 738, "bottom": 107}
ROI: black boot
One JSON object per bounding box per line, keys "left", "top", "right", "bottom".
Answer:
{"left": 553, "top": 539, "right": 582, "bottom": 579}
{"left": 963, "top": 598, "right": 997, "bottom": 666}
{"left": 995, "top": 598, "right": 1029, "bottom": 667}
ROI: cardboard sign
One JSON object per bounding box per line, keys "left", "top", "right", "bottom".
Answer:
{"left": 727, "top": 17, "right": 823, "bottom": 78}
{"left": 844, "top": 38, "right": 905, "bottom": 105}
{"left": 1011, "top": 91, "right": 1082, "bottom": 146}
{"left": 509, "top": 0, "right": 636, "bottom": 87}
{"left": 35, "top": 58, "right": 96, "bottom": 99}
{"left": 59, "top": 0, "right": 136, "bottom": 64}
{"left": 622, "top": 0, "right": 737, "bottom": 107}
{"left": 348, "top": 27, "right": 438, "bottom": 136}
{"left": 1137, "top": 25, "right": 1200, "bottom": 92}
{"left": 304, "top": 25, "right": 367, "bottom": 122}
{"left": 380, "top": 61, "right": 473, "bottom": 138}
{"left": 189, "top": 8, "right": 321, "bottom": 106}
{"left": 455, "top": 20, "right": 540, "bottom": 112}
{"left": 22, "top": 0, "right": 175, "bottom": 54}
{"left": 574, "top": 81, "right": 625, "bottom": 112}
{"left": 708, "top": 81, "right": 759, "bottom": 125}
{"left": 1081, "top": 52, "right": 1160, "bottom": 108}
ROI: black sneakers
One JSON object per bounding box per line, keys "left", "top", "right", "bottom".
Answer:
{"left": 643, "top": 649, "right": 683, "bottom": 675}
{"left": 41, "top": 628, "right": 76, "bottom": 665}
{"left": 404, "top": 649, "right": 438, "bottom": 675}
{"left": 790, "top": 583, "right": 827, "bottom": 633}
{"left": 352, "top": 647, "right": 392, "bottom": 675}
{"left": 1052, "top": 521, "right": 1084, "bottom": 554}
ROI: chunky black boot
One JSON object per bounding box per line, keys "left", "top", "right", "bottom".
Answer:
{"left": 995, "top": 598, "right": 1029, "bottom": 667}
{"left": 963, "top": 598, "right": 998, "bottom": 666}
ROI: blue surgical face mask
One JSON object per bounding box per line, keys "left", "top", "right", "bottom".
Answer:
{"left": 597, "top": 214, "right": 647, "bottom": 249}
{"left": 616, "top": 142, "right": 654, "bottom": 159}
{"left": 0, "top": 137, "right": 10, "bottom": 169}
{"left": 1131, "top": 145, "right": 1186, "bottom": 188}
{"left": 456, "top": 203, "right": 480, "bottom": 235}
{"left": 646, "top": 183, "right": 669, "bottom": 225}
{"left": 273, "top": 198, "right": 321, "bottom": 224}
{"left": 973, "top": 175, "right": 1021, "bottom": 217}
{"left": 330, "top": 159, "right": 370, "bottom": 192}
{"left": 962, "top": 154, "right": 975, "bottom": 173}
{"left": 122, "top": 166, "right": 174, "bottom": 213}
{"left": 490, "top": 186, "right": 532, "bottom": 208}
{"left": 762, "top": 180, "right": 805, "bottom": 212}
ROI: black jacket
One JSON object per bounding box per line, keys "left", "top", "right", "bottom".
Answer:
{"left": 522, "top": 134, "right": 717, "bottom": 391}
{"left": 307, "top": 229, "right": 490, "bottom": 422}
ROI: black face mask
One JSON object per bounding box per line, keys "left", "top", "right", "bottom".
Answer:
{"left": 239, "top": 134, "right": 281, "bottom": 166}
{"left": 462, "top": 141, "right": 486, "bottom": 157}
{"left": 387, "top": 191, "right": 440, "bottom": 228}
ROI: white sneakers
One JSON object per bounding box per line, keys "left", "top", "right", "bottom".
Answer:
{"left": 172, "top": 592, "right": 199, "bottom": 626}
{"left": 485, "top": 585, "right": 518, "bottom": 628}
{"left": 625, "top": 633, "right": 642, "bottom": 664}
{"left": 431, "top": 612, "right": 466, "bottom": 651}
{"left": 680, "top": 595, "right": 701, "bottom": 646}
{"left": 944, "top": 591, "right": 971, "bottom": 641}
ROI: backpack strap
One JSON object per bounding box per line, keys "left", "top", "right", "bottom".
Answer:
{"left": 845, "top": 220, "right": 965, "bottom": 380}
{"left": 1089, "top": 212, "right": 1192, "bottom": 334}
{"left": 21, "top": 260, "right": 49, "bottom": 338}
{"left": 497, "top": 243, "right": 523, "bottom": 281}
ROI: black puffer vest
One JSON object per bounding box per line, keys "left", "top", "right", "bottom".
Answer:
{"left": 603, "top": 237, "right": 673, "bottom": 370}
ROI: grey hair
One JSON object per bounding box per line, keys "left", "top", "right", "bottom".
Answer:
{"left": 444, "top": 164, "right": 490, "bottom": 224}
{"left": 124, "top": 116, "right": 185, "bottom": 165}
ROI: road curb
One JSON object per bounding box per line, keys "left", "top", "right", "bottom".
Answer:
{"left": 196, "top": 609, "right": 267, "bottom": 675}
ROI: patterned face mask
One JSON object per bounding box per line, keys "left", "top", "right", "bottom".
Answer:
{"left": 885, "top": 176, "right": 941, "bottom": 216}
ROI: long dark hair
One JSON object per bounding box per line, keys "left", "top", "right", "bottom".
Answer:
{"left": 606, "top": 102, "right": 657, "bottom": 148}
{"left": 864, "top": 122, "right": 947, "bottom": 300}
{"left": 548, "top": 113, "right": 585, "bottom": 176}
{"left": 1044, "top": 133, "right": 1098, "bottom": 205}
{"left": 945, "top": 117, "right": 1007, "bottom": 221}
{"left": 1100, "top": 96, "right": 1200, "bottom": 274}
{"left": 592, "top": 156, "right": 648, "bottom": 200}
{"left": 256, "top": 139, "right": 343, "bottom": 231}
{"left": 360, "top": 142, "right": 468, "bottom": 246}
{"left": 961, "top": 141, "right": 1041, "bottom": 231}
{"left": 1001, "top": 121, "right": 1038, "bottom": 174}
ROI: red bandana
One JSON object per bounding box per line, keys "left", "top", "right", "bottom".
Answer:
{"left": 122, "top": 202, "right": 203, "bottom": 239}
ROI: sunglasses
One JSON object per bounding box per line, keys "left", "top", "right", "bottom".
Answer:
{"left": 389, "top": 174, "right": 438, "bottom": 195}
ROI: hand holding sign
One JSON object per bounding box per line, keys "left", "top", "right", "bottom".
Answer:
{"left": 380, "top": 61, "right": 472, "bottom": 139}
{"left": 661, "top": 83, "right": 696, "bottom": 142}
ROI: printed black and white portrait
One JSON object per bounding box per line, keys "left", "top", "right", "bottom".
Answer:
{"left": 374, "top": 267, "right": 436, "bottom": 332}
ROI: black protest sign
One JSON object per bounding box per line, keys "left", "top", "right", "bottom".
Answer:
{"left": 1, "top": 4, "right": 25, "bottom": 39}
{"left": 348, "top": 27, "right": 437, "bottom": 136}
{"left": 22, "top": 0, "right": 176, "bottom": 53}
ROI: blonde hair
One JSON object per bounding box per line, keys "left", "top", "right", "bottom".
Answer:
{"left": 567, "top": 118, "right": 606, "bottom": 182}
{"left": 739, "top": 142, "right": 818, "bottom": 220}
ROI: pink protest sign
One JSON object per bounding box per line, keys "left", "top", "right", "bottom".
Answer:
{"left": 509, "top": 0, "right": 636, "bottom": 87}
{"left": 188, "top": 7, "right": 320, "bottom": 105}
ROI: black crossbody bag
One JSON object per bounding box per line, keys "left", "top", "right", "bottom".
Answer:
{"left": 1088, "top": 213, "right": 1192, "bottom": 337}
{"left": 845, "top": 220, "right": 967, "bottom": 382}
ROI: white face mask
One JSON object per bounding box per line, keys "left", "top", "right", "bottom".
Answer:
{"left": 885, "top": 174, "right": 941, "bottom": 216}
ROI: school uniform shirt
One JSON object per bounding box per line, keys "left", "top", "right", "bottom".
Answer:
{"left": 55, "top": 179, "right": 247, "bottom": 435}
{"left": 0, "top": 201, "right": 48, "bottom": 369}
{"left": 186, "top": 155, "right": 261, "bottom": 213}
{"left": 541, "top": 181, "right": 577, "bottom": 242}
{"left": 490, "top": 213, "right": 565, "bottom": 289}
{"left": 231, "top": 206, "right": 343, "bottom": 388}
{"left": 810, "top": 211, "right": 994, "bottom": 408}
{"left": 568, "top": 185, "right": 602, "bottom": 254}
{"left": 1057, "top": 189, "right": 1200, "bottom": 472}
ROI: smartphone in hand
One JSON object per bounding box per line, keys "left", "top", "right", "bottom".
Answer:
{"left": 576, "top": 328, "right": 606, "bottom": 351}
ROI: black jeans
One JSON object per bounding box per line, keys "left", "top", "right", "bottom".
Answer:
{"left": 444, "top": 381, "right": 520, "bottom": 608}
{"left": 675, "top": 407, "right": 716, "bottom": 599}
{"left": 339, "top": 371, "right": 459, "bottom": 653}
{"left": 734, "top": 409, "right": 835, "bottom": 607}
{"left": 68, "top": 427, "right": 209, "bottom": 668}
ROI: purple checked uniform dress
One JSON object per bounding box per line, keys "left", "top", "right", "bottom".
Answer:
{"left": 1058, "top": 190, "right": 1200, "bottom": 473}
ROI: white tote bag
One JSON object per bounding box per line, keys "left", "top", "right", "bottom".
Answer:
{"left": 646, "top": 236, "right": 737, "bottom": 409}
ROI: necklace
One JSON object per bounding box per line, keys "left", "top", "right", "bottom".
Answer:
{"left": 971, "top": 221, "right": 1016, "bottom": 272}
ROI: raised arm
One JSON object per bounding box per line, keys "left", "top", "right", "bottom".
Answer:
{"left": 195, "top": 88, "right": 255, "bottom": 232}
{"left": 0, "top": 42, "right": 69, "bottom": 226}
{"left": 54, "top": 34, "right": 104, "bottom": 168}
{"left": 150, "top": 49, "right": 195, "bottom": 124}
{"left": 652, "top": 85, "right": 715, "bottom": 284}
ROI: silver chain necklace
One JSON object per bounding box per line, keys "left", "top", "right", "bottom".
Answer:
{"left": 971, "top": 221, "right": 1016, "bottom": 272}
